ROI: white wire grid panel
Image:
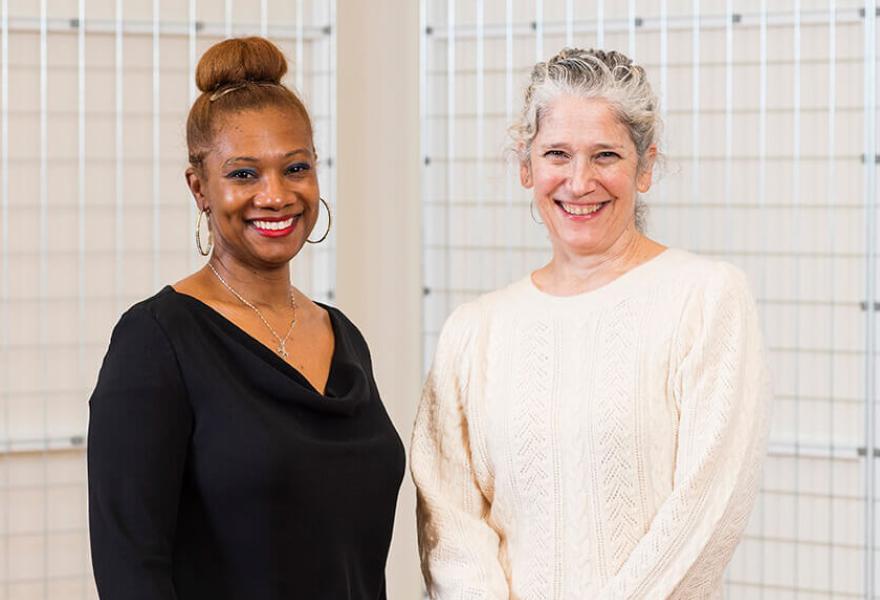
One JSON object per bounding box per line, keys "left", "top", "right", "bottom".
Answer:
{"left": 0, "top": 0, "right": 336, "bottom": 597}
{"left": 421, "top": 0, "right": 877, "bottom": 598}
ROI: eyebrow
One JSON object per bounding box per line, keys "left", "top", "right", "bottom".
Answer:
{"left": 539, "top": 142, "right": 625, "bottom": 152}
{"left": 222, "top": 149, "right": 313, "bottom": 167}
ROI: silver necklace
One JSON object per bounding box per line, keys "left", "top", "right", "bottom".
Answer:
{"left": 208, "top": 262, "right": 297, "bottom": 359}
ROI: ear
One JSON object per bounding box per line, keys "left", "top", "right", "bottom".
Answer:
{"left": 519, "top": 159, "right": 534, "bottom": 189}
{"left": 185, "top": 166, "right": 207, "bottom": 211}
{"left": 636, "top": 145, "right": 657, "bottom": 193}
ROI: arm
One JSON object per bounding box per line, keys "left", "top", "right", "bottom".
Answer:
{"left": 597, "top": 267, "right": 771, "bottom": 599}
{"left": 411, "top": 305, "right": 510, "bottom": 599}
{"left": 88, "top": 305, "right": 193, "bottom": 600}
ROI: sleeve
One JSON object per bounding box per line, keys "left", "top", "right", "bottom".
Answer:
{"left": 596, "top": 266, "right": 772, "bottom": 599}
{"left": 410, "top": 304, "right": 510, "bottom": 599}
{"left": 87, "top": 304, "right": 193, "bottom": 600}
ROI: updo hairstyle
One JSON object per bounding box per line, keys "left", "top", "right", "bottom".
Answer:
{"left": 186, "top": 36, "right": 313, "bottom": 170}
{"left": 510, "top": 47, "right": 660, "bottom": 173}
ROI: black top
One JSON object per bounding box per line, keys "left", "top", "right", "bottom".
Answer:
{"left": 87, "top": 286, "right": 405, "bottom": 600}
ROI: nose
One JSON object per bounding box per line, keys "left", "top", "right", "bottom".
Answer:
{"left": 253, "top": 171, "right": 291, "bottom": 209}
{"left": 569, "top": 157, "right": 598, "bottom": 198}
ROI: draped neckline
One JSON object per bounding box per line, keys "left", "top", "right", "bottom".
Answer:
{"left": 163, "top": 285, "right": 344, "bottom": 400}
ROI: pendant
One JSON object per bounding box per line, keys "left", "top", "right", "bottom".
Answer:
{"left": 277, "top": 345, "right": 288, "bottom": 359}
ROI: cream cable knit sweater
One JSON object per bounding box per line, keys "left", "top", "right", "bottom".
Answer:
{"left": 411, "top": 249, "right": 771, "bottom": 600}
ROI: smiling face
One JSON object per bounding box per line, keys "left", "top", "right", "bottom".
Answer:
{"left": 186, "top": 106, "right": 319, "bottom": 270}
{"left": 521, "top": 95, "right": 655, "bottom": 259}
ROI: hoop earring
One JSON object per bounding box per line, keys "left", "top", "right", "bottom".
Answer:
{"left": 307, "top": 197, "right": 332, "bottom": 244}
{"left": 529, "top": 200, "right": 544, "bottom": 225}
{"left": 196, "top": 207, "right": 213, "bottom": 256}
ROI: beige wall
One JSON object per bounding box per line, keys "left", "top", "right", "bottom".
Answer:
{"left": 336, "top": 1, "right": 423, "bottom": 598}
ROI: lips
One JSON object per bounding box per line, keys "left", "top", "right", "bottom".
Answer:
{"left": 252, "top": 217, "right": 294, "bottom": 230}
{"left": 555, "top": 200, "right": 611, "bottom": 220}
{"left": 247, "top": 215, "right": 300, "bottom": 237}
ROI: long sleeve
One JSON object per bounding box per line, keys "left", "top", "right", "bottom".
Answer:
{"left": 596, "top": 266, "right": 771, "bottom": 599}
{"left": 411, "top": 305, "right": 510, "bottom": 599}
{"left": 88, "top": 305, "right": 193, "bottom": 600}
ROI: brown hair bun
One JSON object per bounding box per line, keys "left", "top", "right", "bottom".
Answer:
{"left": 186, "top": 36, "right": 312, "bottom": 169}
{"left": 195, "top": 37, "right": 288, "bottom": 93}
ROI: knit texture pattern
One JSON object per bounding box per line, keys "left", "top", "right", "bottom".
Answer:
{"left": 411, "top": 249, "right": 771, "bottom": 600}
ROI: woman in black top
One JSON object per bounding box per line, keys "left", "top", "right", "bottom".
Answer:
{"left": 87, "top": 37, "right": 405, "bottom": 600}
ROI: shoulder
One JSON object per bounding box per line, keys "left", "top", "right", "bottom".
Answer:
{"left": 107, "top": 288, "right": 191, "bottom": 352}
{"left": 665, "top": 252, "right": 762, "bottom": 348}
{"left": 432, "top": 279, "right": 533, "bottom": 363}
{"left": 319, "top": 302, "right": 354, "bottom": 330}
{"left": 320, "top": 303, "right": 363, "bottom": 339}
{"left": 106, "top": 287, "right": 215, "bottom": 361}
{"left": 113, "top": 288, "right": 174, "bottom": 335}
{"left": 318, "top": 303, "right": 374, "bottom": 358}
{"left": 113, "top": 287, "right": 195, "bottom": 340}
{"left": 447, "top": 276, "right": 533, "bottom": 328}
{"left": 637, "top": 250, "right": 760, "bottom": 346}
{"left": 436, "top": 285, "right": 511, "bottom": 346}
{"left": 439, "top": 298, "right": 483, "bottom": 338}
{"left": 93, "top": 289, "right": 188, "bottom": 396}
{"left": 657, "top": 249, "right": 753, "bottom": 301}
{"left": 429, "top": 299, "right": 484, "bottom": 369}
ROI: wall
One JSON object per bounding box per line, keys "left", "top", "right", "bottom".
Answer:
{"left": 336, "top": 1, "right": 423, "bottom": 598}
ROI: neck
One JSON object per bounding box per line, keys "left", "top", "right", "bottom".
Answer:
{"left": 538, "top": 227, "right": 662, "bottom": 296}
{"left": 207, "top": 253, "right": 292, "bottom": 308}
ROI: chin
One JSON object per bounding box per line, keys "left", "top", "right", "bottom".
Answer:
{"left": 250, "top": 246, "right": 301, "bottom": 268}
{"left": 555, "top": 234, "right": 609, "bottom": 256}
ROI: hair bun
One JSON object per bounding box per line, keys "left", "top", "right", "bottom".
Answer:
{"left": 552, "top": 47, "right": 632, "bottom": 69}
{"left": 195, "top": 37, "right": 288, "bottom": 93}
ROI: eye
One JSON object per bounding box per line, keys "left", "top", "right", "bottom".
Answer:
{"left": 226, "top": 168, "right": 257, "bottom": 180}
{"left": 286, "top": 162, "right": 312, "bottom": 175}
{"left": 595, "top": 151, "right": 621, "bottom": 161}
{"left": 544, "top": 150, "right": 569, "bottom": 160}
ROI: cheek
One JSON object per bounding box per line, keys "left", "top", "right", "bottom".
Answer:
{"left": 605, "top": 170, "right": 639, "bottom": 199}
{"left": 533, "top": 170, "right": 565, "bottom": 196}
{"left": 208, "top": 193, "right": 249, "bottom": 232}
{"left": 214, "top": 186, "right": 253, "bottom": 214}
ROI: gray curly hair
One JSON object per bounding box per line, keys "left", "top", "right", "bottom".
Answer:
{"left": 510, "top": 48, "right": 662, "bottom": 231}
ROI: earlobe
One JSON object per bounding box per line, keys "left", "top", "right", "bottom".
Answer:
{"left": 520, "top": 160, "right": 534, "bottom": 189}
{"left": 185, "top": 168, "right": 205, "bottom": 210}
{"left": 636, "top": 146, "right": 657, "bottom": 193}
{"left": 637, "top": 169, "right": 653, "bottom": 193}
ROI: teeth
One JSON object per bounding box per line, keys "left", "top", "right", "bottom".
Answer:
{"left": 560, "top": 202, "right": 605, "bottom": 216}
{"left": 253, "top": 218, "right": 294, "bottom": 231}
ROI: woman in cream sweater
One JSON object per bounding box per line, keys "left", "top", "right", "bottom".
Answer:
{"left": 411, "top": 48, "right": 771, "bottom": 599}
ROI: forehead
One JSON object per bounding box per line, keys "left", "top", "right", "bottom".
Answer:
{"left": 534, "top": 95, "right": 632, "bottom": 147}
{"left": 210, "top": 107, "right": 312, "bottom": 157}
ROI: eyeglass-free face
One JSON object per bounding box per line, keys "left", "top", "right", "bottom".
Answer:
{"left": 521, "top": 96, "right": 655, "bottom": 261}
{"left": 186, "top": 106, "right": 320, "bottom": 270}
